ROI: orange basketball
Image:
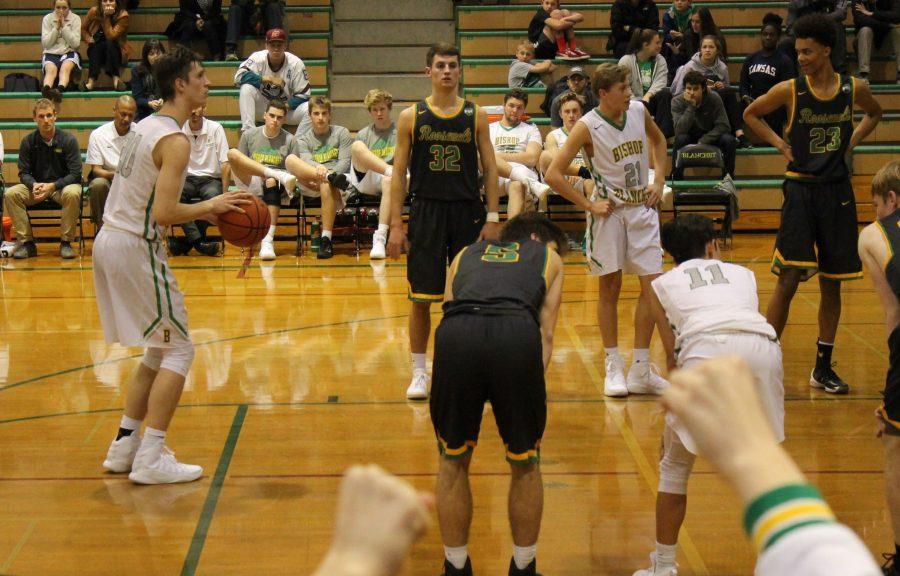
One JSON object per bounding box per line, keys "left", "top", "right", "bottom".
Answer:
{"left": 217, "top": 196, "right": 271, "bottom": 248}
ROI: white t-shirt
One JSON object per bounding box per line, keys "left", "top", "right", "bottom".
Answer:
{"left": 489, "top": 120, "right": 541, "bottom": 156}
{"left": 103, "top": 114, "right": 187, "bottom": 241}
{"left": 182, "top": 117, "right": 229, "bottom": 178}
{"left": 579, "top": 100, "right": 648, "bottom": 205}
{"left": 652, "top": 258, "right": 776, "bottom": 350}
{"left": 235, "top": 50, "right": 311, "bottom": 105}
{"left": 86, "top": 121, "right": 135, "bottom": 172}
{"left": 547, "top": 126, "right": 584, "bottom": 166}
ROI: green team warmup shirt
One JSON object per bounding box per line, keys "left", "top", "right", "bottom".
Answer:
{"left": 238, "top": 125, "right": 294, "bottom": 169}
{"left": 356, "top": 123, "right": 397, "bottom": 165}
{"left": 292, "top": 125, "right": 353, "bottom": 174}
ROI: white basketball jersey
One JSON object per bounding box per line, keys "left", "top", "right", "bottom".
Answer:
{"left": 489, "top": 120, "right": 541, "bottom": 155}
{"left": 103, "top": 115, "right": 188, "bottom": 242}
{"left": 548, "top": 126, "right": 584, "bottom": 166}
{"left": 652, "top": 258, "right": 776, "bottom": 349}
{"left": 579, "top": 100, "right": 648, "bottom": 205}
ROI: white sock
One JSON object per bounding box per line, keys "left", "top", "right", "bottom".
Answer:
{"left": 655, "top": 542, "right": 677, "bottom": 568}
{"left": 633, "top": 348, "right": 650, "bottom": 363}
{"left": 509, "top": 164, "right": 531, "bottom": 184}
{"left": 377, "top": 223, "right": 389, "bottom": 234}
{"left": 322, "top": 230, "right": 332, "bottom": 240}
{"left": 384, "top": 166, "right": 393, "bottom": 178}
{"left": 263, "top": 167, "right": 278, "bottom": 179}
{"left": 264, "top": 225, "right": 276, "bottom": 242}
{"left": 142, "top": 427, "right": 166, "bottom": 450}
{"left": 412, "top": 353, "right": 427, "bottom": 373}
{"left": 604, "top": 347, "right": 621, "bottom": 359}
{"left": 444, "top": 545, "right": 468, "bottom": 570}
{"left": 512, "top": 544, "right": 537, "bottom": 570}
{"left": 120, "top": 415, "right": 142, "bottom": 431}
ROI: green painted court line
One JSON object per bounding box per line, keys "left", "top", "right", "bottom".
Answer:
{"left": 0, "top": 521, "right": 35, "bottom": 574}
{"left": 181, "top": 404, "right": 247, "bottom": 576}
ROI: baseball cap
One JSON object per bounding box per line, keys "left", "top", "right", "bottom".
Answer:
{"left": 569, "top": 66, "right": 588, "bottom": 79}
{"left": 266, "top": 28, "right": 287, "bottom": 42}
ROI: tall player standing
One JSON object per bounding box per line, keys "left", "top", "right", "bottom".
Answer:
{"left": 95, "top": 48, "right": 252, "bottom": 484}
{"left": 387, "top": 43, "right": 500, "bottom": 400}
{"left": 744, "top": 13, "right": 882, "bottom": 394}
{"left": 545, "top": 63, "right": 669, "bottom": 397}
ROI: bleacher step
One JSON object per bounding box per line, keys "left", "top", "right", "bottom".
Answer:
{"left": 333, "top": 20, "right": 454, "bottom": 48}
{"left": 331, "top": 74, "right": 431, "bottom": 102}
{"left": 333, "top": 0, "right": 453, "bottom": 21}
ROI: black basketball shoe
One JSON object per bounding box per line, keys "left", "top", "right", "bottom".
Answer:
{"left": 440, "top": 558, "right": 472, "bottom": 576}
{"left": 810, "top": 363, "right": 850, "bottom": 394}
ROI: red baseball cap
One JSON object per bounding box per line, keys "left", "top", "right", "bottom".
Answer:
{"left": 266, "top": 28, "right": 287, "bottom": 42}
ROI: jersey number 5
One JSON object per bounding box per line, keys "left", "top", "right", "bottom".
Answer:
{"left": 481, "top": 243, "right": 520, "bottom": 263}
{"left": 683, "top": 263, "right": 729, "bottom": 290}
{"left": 809, "top": 127, "right": 840, "bottom": 154}
{"left": 429, "top": 144, "right": 461, "bottom": 172}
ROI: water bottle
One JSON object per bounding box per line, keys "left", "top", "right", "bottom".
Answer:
{"left": 310, "top": 219, "right": 321, "bottom": 253}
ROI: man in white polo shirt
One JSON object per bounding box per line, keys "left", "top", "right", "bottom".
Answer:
{"left": 170, "top": 105, "right": 232, "bottom": 257}
{"left": 86, "top": 95, "right": 137, "bottom": 232}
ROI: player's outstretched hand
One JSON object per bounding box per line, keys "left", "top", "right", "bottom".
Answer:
{"left": 645, "top": 182, "right": 663, "bottom": 208}
{"left": 588, "top": 199, "right": 614, "bottom": 218}
{"left": 208, "top": 191, "right": 254, "bottom": 215}
{"left": 313, "top": 465, "right": 433, "bottom": 576}
{"left": 387, "top": 223, "right": 409, "bottom": 260}
{"left": 478, "top": 221, "right": 501, "bottom": 242}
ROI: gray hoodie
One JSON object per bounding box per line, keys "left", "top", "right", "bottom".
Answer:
{"left": 671, "top": 52, "right": 730, "bottom": 96}
{"left": 618, "top": 53, "right": 669, "bottom": 99}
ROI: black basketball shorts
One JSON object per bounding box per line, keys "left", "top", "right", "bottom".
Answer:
{"left": 880, "top": 328, "right": 900, "bottom": 436}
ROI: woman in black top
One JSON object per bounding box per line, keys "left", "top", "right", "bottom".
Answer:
{"left": 739, "top": 14, "right": 796, "bottom": 136}
{"left": 165, "top": 0, "right": 227, "bottom": 61}
{"left": 131, "top": 39, "right": 165, "bottom": 121}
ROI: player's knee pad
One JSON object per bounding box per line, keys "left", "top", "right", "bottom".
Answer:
{"left": 658, "top": 448, "right": 696, "bottom": 495}
{"left": 159, "top": 343, "right": 195, "bottom": 377}
{"left": 141, "top": 347, "right": 164, "bottom": 371}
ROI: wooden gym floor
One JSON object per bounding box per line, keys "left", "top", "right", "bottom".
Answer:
{"left": 0, "top": 234, "right": 891, "bottom": 576}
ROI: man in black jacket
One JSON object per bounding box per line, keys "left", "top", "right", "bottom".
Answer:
{"left": 165, "top": 0, "right": 228, "bottom": 61}
{"left": 671, "top": 70, "right": 735, "bottom": 177}
{"left": 224, "top": 0, "right": 286, "bottom": 62}
{"left": 854, "top": 0, "right": 900, "bottom": 82}
{"left": 608, "top": 0, "right": 660, "bottom": 58}
{"left": 3, "top": 99, "right": 83, "bottom": 259}
{"left": 780, "top": 0, "right": 849, "bottom": 73}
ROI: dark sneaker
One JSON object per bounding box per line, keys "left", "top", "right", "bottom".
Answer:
{"left": 810, "top": 364, "right": 850, "bottom": 394}
{"left": 193, "top": 240, "right": 221, "bottom": 257}
{"left": 736, "top": 134, "right": 753, "bottom": 149}
{"left": 167, "top": 237, "right": 191, "bottom": 256}
{"left": 326, "top": 171, "right": 350, "bottom": 191}
{"left": 509, "top": 558, "right": 541, "bottom": 576}
{"left": 13, "top": 241, "right": 37, "bottom": 259}
{"left": 440, "top": 558, "right": 473, "bottom": 576}
{"left": 882, "top": 553, "right": 898, "bottom": 576}
{"left": 317, "top": 236, "right": 333, "bottom": 259}
{"left": 59, "top": 241, "right": 76, "bottom": 259}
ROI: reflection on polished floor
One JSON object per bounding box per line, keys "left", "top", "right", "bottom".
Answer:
{"left": 0, "top": 235, "right": 891, "bottom": 575}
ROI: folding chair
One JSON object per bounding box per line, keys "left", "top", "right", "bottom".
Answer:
{"left": 670, "top": 144, "right": 734, "bottom": 240}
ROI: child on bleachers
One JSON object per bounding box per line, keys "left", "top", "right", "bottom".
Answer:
{"left": 508, "top": 40, "right": 556, "bottom": 88}
{"left": 528, "top": 0, "right": 589, "bottom": 61}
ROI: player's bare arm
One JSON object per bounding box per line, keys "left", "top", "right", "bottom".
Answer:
{"left": 476, "top": 106, "right": 501, "bottom": 240}
{"left": 743, "top": 80, "right": 794, "bottom": 162}
{"left": 649, "top": 286, "right": 677, "bottom": 372}
{"left": 499, "top": 140, "right": 542, "bottom": 168}
{"left": 645, "top": 107, "right": 667, "bottom": 207}
{"left": 387, "top": 105, "right": 414, "bottom": 259}
{"left": 859, "top": 224, "right": 900, "bottom": 332}
{"left": 848, "top": 81, "right": 882, "bottom": 151}
{"left": 539, "top": 250, "right": 564, "bottom": 371}
{"left": 152, "top": 134, "right": 251, "bottom": 227}
{"left": 545, "top": 122, "right": 612, "bottom": 217}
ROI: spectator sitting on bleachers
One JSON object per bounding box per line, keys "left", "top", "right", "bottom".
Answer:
{"left": 3, "top": 99, "right": 83, "bottom": 260}
{"left": 349, "top": 89, "right": 398, "bottom": 260}
{"left": 508, "top": 40, "right": 556, "bottom": 88}
{"left": 85, "top": 95, "right": 136, "bottom": 233}
{"left": 672, "top": 35, "right": 749, "bottom": 146}
{"left": 538, "top": 91, "right": 594, "bottom": 200}
{"left": 41, "top": 0, "right": 81, "bottom": 98}
{"left": 226, "top": 98, "right": 295, "bottom": 261}
{"left": 661, "top": 0, "right": 694, "bottom": 80}
{"left": 166, "top": 0, "right": 227, "bottom": 61}
{"left": 528, "top": 0, "right": 589, "bottom": 61}
{"left": 608, "top": 0, "right": 659, "bottom": 58}
{"left": 549, "top": 66, "right": 597, "bottom": 127}
{"left": 225, "top": 0, "right": 286, "bottom": 62}
{"left": 740, "top": 14, "right": 796, "bottom": 137}
{"left": 131, "top": 39, "right": 166, "bottom": 121}
{"left": 235, "top": 28, "right": 312, "bottom": 134}
{"left": 781, "top": 0, "right": 849, "bottom": 73}
{"left": 671, "top": 70, "right": 736, "bottom": 177}
{"left": 288, "top": 96, "right": 352, "bottom": 260}
{"left": 853, "top": 0, "right": 900, "bottom": 83}
{"left": 619, "top": 28, "right": 673, "bottom": 137}
{"left": 170, "top": 105, "right": 231, "bottom": 257}
{"left": 488, "top": 88, "right": 544, "bottom": 218}
{"left": 695, "top": 7, "right": 728, "bottom": 61}
{"left": 81, "top": 0, "right": 130, "bottom": 92}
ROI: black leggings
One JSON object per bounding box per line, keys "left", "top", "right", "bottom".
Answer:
{"left": 87, "top": 34, "right": 123, "bottom": 79}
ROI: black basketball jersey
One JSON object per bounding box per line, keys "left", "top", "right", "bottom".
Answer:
{"left": 878, "top": 210, "right": 900, "bottom": 299}
{"left": 443, "top": 240, "right": 550, "bottom": 323}
{"left": 409, "top": 98, "right": 480, "bottom": 202}
{"left": 785, "top": 74, "right": 855, "bottom": 182}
